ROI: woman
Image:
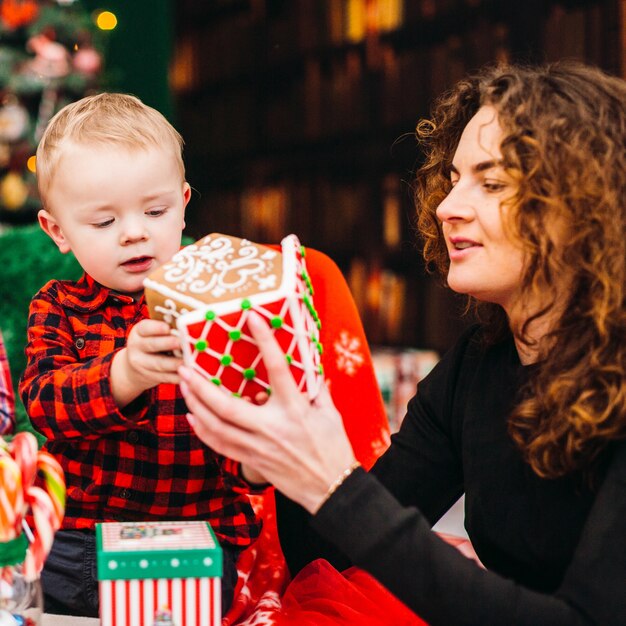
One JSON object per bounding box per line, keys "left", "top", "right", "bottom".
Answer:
{"left": 179, "top": 61, "right": 626, "bottom": 624}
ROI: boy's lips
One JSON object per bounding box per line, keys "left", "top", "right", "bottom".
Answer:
{"left": 121, "top": 256, "right": 153, "bottom": 272}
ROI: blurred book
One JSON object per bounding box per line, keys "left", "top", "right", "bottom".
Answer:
{"left": 371, "top": 346, "right": 439, "bottom": 431}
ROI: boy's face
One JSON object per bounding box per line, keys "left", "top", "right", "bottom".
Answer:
{"left": 38, "top": 143, "right": 190, "bottom": 298}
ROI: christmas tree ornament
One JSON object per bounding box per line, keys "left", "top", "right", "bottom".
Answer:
{"left": 0, "top": 172, "right": 28, "bottom": 210}
{"left": 0, "top": 99, "right": 29, "bottom": 143}
{"left": 0, "top": 0, "right": 39, "bottom": 31}
{"left": 26, "top": 34, "right": 71, "bottom": 79}
{"left": 0, "top": 145, "right": 10, "bottom": 170}
{"left": 72, "top": 45, "right": 101, "bottom": 76}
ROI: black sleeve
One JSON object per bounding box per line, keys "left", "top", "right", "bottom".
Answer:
{"left": 310, "top": 443, "right": 626, "bottom": 626}
{"left": 275, "top": 490, "right": 352, "bottom": 576}
{"left": 276, "top": 326, "right": 475, "bottom": 577}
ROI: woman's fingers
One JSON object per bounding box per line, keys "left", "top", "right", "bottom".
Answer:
{"left": 246, "top": 312, "right": 302, "bottom": 400}
{"left": 180, "top": 366, "right": 260, "bottom": 432}
{"left": 185, "top": 405, "right": 260, "bottom": 465}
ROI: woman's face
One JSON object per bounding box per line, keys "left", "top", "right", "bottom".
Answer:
{"left": 436, "top": 105, "right": 524, "bottom": 314}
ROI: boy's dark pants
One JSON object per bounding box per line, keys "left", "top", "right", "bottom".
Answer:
{"left": 42, "top": 529, "right": 239, "bottom": 618}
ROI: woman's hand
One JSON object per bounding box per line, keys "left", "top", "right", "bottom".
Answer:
{"left": 179, "top": 311, "right": 358, "bottom": 514}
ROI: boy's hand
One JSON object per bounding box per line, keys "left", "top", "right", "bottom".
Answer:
{"left": 111, "top": 319, "right": 183, "bottom": 408}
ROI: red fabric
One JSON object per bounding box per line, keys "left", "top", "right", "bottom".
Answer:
{"left": 278, "top": 561, "right": 427, "bottom": 626}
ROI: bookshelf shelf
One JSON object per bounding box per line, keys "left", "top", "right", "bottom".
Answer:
{"left": 173, "top": 0, "right": 622, "bottom": 352}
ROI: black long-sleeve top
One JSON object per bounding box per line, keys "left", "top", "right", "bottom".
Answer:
{"left": 276, "top": 325, "right": 626, "bottom": 625}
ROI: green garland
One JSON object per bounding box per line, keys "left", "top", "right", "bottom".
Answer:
{"left": 0, "top": 224, "right": 82, "bottom": 434}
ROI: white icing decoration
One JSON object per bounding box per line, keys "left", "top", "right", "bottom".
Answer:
{"left": 255, "top": 275, "right": 277, "bottom": 290}
{"left": 154, "top": 299, "right": 180, "bottom": 324}
{"left": 159, "top": 235, "right": 277, "bottom": 298}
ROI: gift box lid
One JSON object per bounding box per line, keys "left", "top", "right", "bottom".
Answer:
{"left": 96, "top": 521, "right": 222, "bottom": 581}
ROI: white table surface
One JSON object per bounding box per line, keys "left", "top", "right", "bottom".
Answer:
{"left": 43, "top": 615, "right": 99, "bottom": 625}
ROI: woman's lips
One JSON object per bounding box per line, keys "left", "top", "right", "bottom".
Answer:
{"left": 448, "top": 240, "right": 481, "bottom": 261}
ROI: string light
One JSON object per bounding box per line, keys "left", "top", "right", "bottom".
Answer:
{"left": 95, "top": 10, "right": 117, "bottom": 31}
{"left": 27, "top": 156, "right": 36, "bottom": 174}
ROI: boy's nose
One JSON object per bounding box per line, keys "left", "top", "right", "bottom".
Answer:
{"left": 120, "top": 220, "right": 148, "bottom": 245}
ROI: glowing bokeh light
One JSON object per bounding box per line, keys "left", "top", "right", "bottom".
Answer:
{"left": 27, "top": 156, "right": 37, "bottom": 173}
{"left": 95, "top": 10, "right": 117, "bottom": 31}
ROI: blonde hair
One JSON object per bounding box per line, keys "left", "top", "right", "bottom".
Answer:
{"left": 36, "top": 92, "right": 185, "bottom": 201}
{"left": 414, "top": 61, "right": 626, "bottom": 479}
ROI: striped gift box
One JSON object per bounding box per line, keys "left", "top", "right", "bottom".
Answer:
{"left": 96, "top": 521, "right": 222, "bottom": 626}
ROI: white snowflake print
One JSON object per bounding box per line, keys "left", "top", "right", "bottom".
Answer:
{"left": 371, "top": 430, "right": 391, "bottom": 458}
{"left": 236, "top": 591, "right": 282, "bottom": 626}
{"left": 334, "top": 330, "right": 365, "bottom": 376}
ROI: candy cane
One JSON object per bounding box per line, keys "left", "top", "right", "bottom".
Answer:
{"left": 35, "top": 451, "right": 65, "bottom": 523}
{"left": 23, "top": 487, "right": 58, "bottom": 580}
{"left": 0, "top": 432, "right": 66, "bottom": 582}
{"left": 10, "top": 432, "right": 38, "bottom": 494}
{"left": 0, "top": 455, "right": 22, "bottom": 542}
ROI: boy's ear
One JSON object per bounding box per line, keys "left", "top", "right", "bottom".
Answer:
{"left": 182, "top": 182, "right": 191, "bottom": 229}
{"left": 38, "top": 209, "right": 71, "bottom": 254}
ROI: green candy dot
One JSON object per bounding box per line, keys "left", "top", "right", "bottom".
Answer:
{"left": 270, "top": 316, "right": 283, "bottom": 329}
{"left": 232, "top": 392, "right": 242, "bottom": 398}
{"left": 318, "top": 364, "right": 324, "bottom": 375}
{"left": 300, "top": 245, "right": 306, "bottom": 257}
{"left": 221, "top": 354, "right": 233, "bottom": 366}
{"left": 229, "top": 329, "right": 242, "bottom": 341}
{"left": 285, "top": 354, "right": 293, "bottom": 364}
{"left": 211, "top": 377, "right": 221, "bottom": 386}
{"left": 243, "top": 368, "right": 256, "bottom": 380}
{"left": 241, "top": 299, "right": 252, "bottom": 310}
{"left": 317, "top": 342, "right": 324, "bottom": 355}
{"left": 205, "top": 310, "right": 216, "bottom": 321}
{"left": 195, "top": 339, "right": 208, "bottom": 351}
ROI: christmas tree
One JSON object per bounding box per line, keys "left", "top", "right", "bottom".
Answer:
{"left": 0, "top": 0, "right": 106, "bottom": 224}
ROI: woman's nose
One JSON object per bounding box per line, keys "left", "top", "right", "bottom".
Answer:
{"left": 435, "top": 184, "right": 473, "bottom": 223}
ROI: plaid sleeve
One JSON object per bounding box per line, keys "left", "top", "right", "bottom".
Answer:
{"left": 19, "top": 289, "right": 148, "bottom": 440}
{"left": 0, "top": 331, "right": 15, "bottom": 436}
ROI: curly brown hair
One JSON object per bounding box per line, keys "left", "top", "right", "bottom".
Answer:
{"left": 414, "top": 61, "right": 626, "bottom": 479}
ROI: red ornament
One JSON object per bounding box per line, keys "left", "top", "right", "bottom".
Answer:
{"left": 0, "top": 0, "right": 39, "bottom": 30}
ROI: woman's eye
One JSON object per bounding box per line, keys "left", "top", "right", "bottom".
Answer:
{"left": 483, "top": 181, "right": 506, "bottom": 192}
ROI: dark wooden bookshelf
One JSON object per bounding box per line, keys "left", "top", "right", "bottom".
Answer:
{"left": 172, "top": 0, "right": 622, "bottom": 353}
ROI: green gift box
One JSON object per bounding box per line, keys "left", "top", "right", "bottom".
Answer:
{"left": 96, "top": 520, "right": 223, "bottom": 626}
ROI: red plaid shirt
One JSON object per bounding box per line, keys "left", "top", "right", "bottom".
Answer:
{"left": 19, "top": 273, "right": 261, "bottom": 548}
{"left": 0, "top": 331, "right": 15, "bottom": 435}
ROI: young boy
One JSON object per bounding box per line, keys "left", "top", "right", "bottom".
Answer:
{"left": 19, "top": 93, "right": 261, "bottom": 617}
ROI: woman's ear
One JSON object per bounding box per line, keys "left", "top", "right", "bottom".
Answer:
{"left": 38, "top": 209, "right": 71, "bottom": 254}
